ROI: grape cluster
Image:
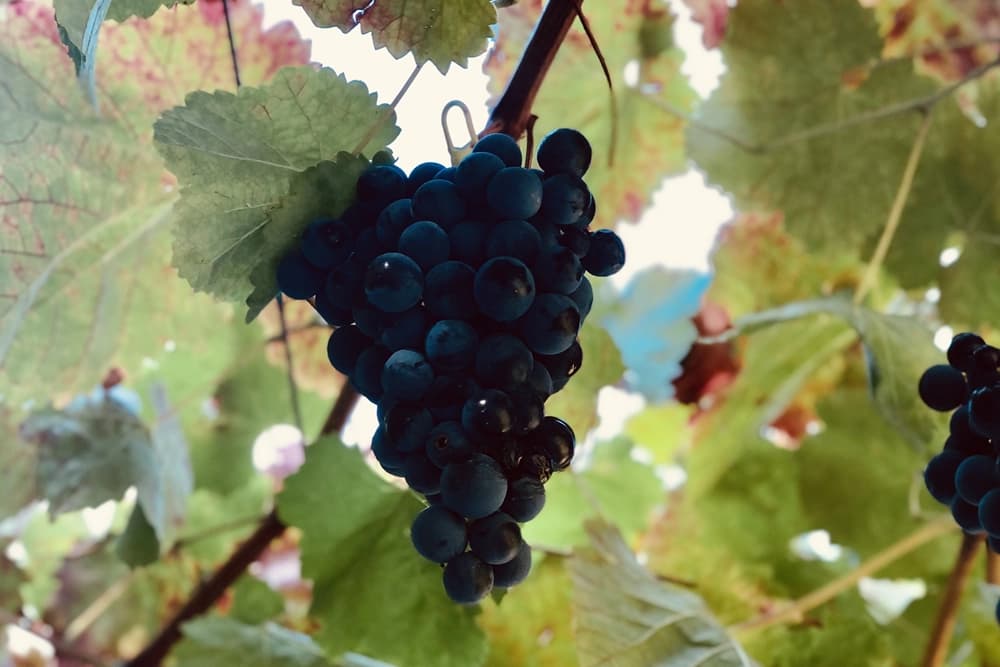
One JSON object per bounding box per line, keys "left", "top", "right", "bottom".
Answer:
{"left": 275, "top": 129, "right": 624, "bottom": 604}
{"left": 919, "top": 332, "right": 1000, "bottom": 624}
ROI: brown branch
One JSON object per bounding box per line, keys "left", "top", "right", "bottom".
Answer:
{"left": 124, "top": 386, "right": 360, "bottom": 667}
{"left": 484, "top": 0, "right": 583, "bottom": 138}
{"left": 988, "top": 541, "right": 1000, "bottom": 584}
{"left": 921, "top": 532, "right": 985, "bottom": 667}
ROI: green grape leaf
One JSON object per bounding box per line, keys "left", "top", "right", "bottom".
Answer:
{"left": 178, "top": 480, "right": 270, "bottom": 565}
{"left": 686, "top": 0, "right": 937, "bottom": 253}
{"left": 0, "top": 552, "right": 26, "bottom": 612}
{"left": 624, "top": 402, "right": 691, "bottom": 464}
{"left": 231, "top": 575, "right": 285, "bottom": 625}
{"left": 688, "top": 316, "right": 856, "bottom": 497}
{"left": 293, "top": 0, "right": 495, "bottom": 73}
{"left": 155, "top": 67, "right": 399, "bottom": 319}
{"left": 106, "top": 0, "right": 190, "bottom": 21}
{"left": 525, "top": 438, "right": 662, "bottom": 551}
{"left": 487, "top": 2, "right": 696, "bottom": 227}
{"left": 569, "top": 520, "right": 755, "bottom": 667}
{"left": 478, "top": 556, "right": 578, "bottom": 667}
{"left": 543, "top": 323, "right": 624, "bottom": 438}
{"left": 0, "top": 0, "right": 309, "bottom": 406}
{"left": 176, "top": 617, "right": 335, "bottom": 667}
{"left": 277, "top": 438, "right": 487, "bottom": 667}
{"left": 726, "top": 297, "right": 948, "bottom": 451}
{"left": 115, "top": 503, "right": 160, "bottom": 568}
{"left": 246, "top": 154, "right": 372, "bottom": 319}
{"left": 17, "top": 508, "right": 91, "bottom": 611}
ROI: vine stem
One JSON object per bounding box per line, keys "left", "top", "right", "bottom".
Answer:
{"left": 124, "top": 5, "right": 582, "bottom": 661}
{"left": 732, "top": 516, "right": 956, "bottom": 635}
{"left": 987, "top": 541, "right": 1000, "bottom": 584}
{"left": 921, "top": 532, "right": 985, "bottom": 667}
{"left": 352, "top": 61, "right": 425, "bottom": 156}
{"left": 275, "top": 294, "right": 305, "bottom": 433}
{"left": 853, "top": 109, "right": 934, "bottom": 305}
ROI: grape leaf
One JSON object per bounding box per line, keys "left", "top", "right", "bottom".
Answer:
{"left": 967, "top": 583, "right": 1000, "bottom": 664}
{"left": 258, "top": 300, "right": 342, "bottom": 398}
{"left": 106, "top": 0, "right": 190, "bottom": 21}
{"left": 176, "top": 617, "right": 335, "bottom": 667}
{"left": 277, "top": 437, "right": 487, "bottom": 667}
{"left": 155, "top": 68, "right": 399, "bottom": 319}
{"left": 569, "top": 519, "right": 755, "bottom": 667}
{"left": 524, "top": 438, "right": 661, "bottom": 551}
{"left": 0, "top": 0, "right": 309, "bottom": 405}
{"left": 116, "top": 503, "right": 160, "bottom": 568}
{"left": 231, "top": 575, "right": 285, "bottom": 625}
{"left": 542, "top": 323, "right": 624, "bottom": 438}
{"left": 487, "top": 1, "right": 696, "bottom": 227}
{"left": 602, "top": 268, "right": 709, "bottom": 401}
{"left": 477, "top": 556, "right": 578, "bottom": 667}
{"left": 17, "top": 507, "right": 91, "bottom": 611}
{"left": 293, "top": 0, "right": 495, "bottom": 73}
{"left": 624, "top": 401, "right": 691, "bottom": 464}
{"left": 726, "top": 297, "right": 948, "bottom": 451}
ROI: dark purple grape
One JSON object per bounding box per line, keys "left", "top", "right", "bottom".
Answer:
{"left": 474, "top": 257, "right": 536, "bottom": 322}
{"left": 487, "top": 168, "right": 543, "bottom": 220}
{"left": 443, "top": 552, "right": 493, "bottom": 604}
{"left": 492, "top": 542, "right": 532, "bottom": 588}
{"left": 440, "top": 454, "right": 509, "bottom": 520}
{"left": 462, "top": 389, "right": 515, "bottom": 436}
{"left": 474, "top": 133, "right": 522, "bottom": 168}
{"left": 917, "top": 364, "right": 967, "bottom": 411}
{"left": 536, "top": 128, "right": 592, "bottom": 177}
{"left": 502, "top": 476, "right": 546, "bottom": 522}
{"left": 468, "top": 512, "right": 522, "bottom": 565}
{"left": 924, "top": 450, "right": 964, "bottom": 505}
{"left": 947, "top": 332, "right": 986, "bottom": 372}
{"left": 410, "top": 506, "right": 467, "bottom": 563}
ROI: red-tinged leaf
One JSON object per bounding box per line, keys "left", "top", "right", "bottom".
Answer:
{"left": 258, "top": 300, "right": 342, "bottom": 399}
{"left": 671, "top": 301, "right": 740, "bottom": 405}
{"left": 486, "top": 0, "right": 696, "bottom": 227}
{"left": 682, "top": 0, "right": 729, "bottom": 48}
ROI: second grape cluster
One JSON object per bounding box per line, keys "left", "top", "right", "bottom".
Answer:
{"left": 275, "top": 128, "right": 625, "bottom": 603}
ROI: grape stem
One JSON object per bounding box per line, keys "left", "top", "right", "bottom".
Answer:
{"left": 731, "top": 516, "right": 956, "bottom": 635}
{"left": 987, "top": 541, "right": 1000, "bottom": 584}
{"left": 920, "top": 532, "right": 984, "bottom": 667}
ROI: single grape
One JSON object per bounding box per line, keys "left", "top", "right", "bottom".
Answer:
{"left": 569, "top": 277, "right": 594, "bottom": 321}
{"left": 440, "top": 453, "right": 509, "bottom": 520}
{"left": 468, "top": 512, "right": 522, "bottom": 565}
{"left": 949, "top": 404, "right": 992, "bottom": 455}
{"left": 474, "top": 133, "right": 522, "bottom": 168}
{"left": 518, "top": 293, "right": 581, "bottom": 355}
{"left": 407, "top": 161, "right": 447, "bottom": 196}
{"left": 536, "top": 128, "right": 592, "bottom": 177}
{"left": 449, "top": 221, "right": 490, "bottom": 267}
{"left": 314, "top": 292, "right": 353, "bottom": 326}
{"left": 425, "top": 320, "right": 479, "bottom": 372}
{"left": 443, "top": 552, "right": 494, "bottom": 604}
{"left": 371, "top": 427, "right": 405, "bottom": 475}
{"left": 947, "top": 332, "right": 986, "bottom": 372}
{"left": 398, "top": 220, "right": 450, "bottom": 271}
{"left": 276, "top": 250, "right": 324, "bottom": 299}
{"left": 970, "top": 384, "right": 1000, "bottom": 440}
{"left": 475, "top": 333, "right": 534, "bottom": 388}
{"left": 951, "top": 496, "right": 984, "bottom": 533}
{"left": 917, "top": 364, "right": 968, "bottom": 412}
{"left": 507, "top": 387, "right": 544, "bottom": 434}
{"left": 412, "top": 179, "right": 466, "bottom": 228}
{"left": 540, "top": 173, "right": 590, "bottom": 226}
{"left": 526, "top": 362, "right": 554, "bottom": 399}
{"left": 357, "top": 164, "right": 407, "bottom": 207}
{"left": 502, "top": 476, "right": 546, "bottom": 522}
{"left": 324, "top": 258, "right": 365, "bottom": 310}
{"left": 425, "top": 261, "right": 477, "bottom": 320}
{"left": 380, "top": 307, "right": 426, "bottom": 351}
{"left": 326, "top": 325, "right": 371, "bottom": 376}
{"left": 487, "top": 168, "right": 544, "bottom": 220}
{"left": 462, "top": 389, "right": 515, "bottom": 436}
{"left": 456, "top": 151, "right": 506, "bottom": 202}
{"left": 426, "top": 421, "right": 475, "bottom": 468}
{"left": 558, "top": 224, "right": 591, "bottom": 258}
{"left": 434, "top": 166, "right": 458, "bottom": 182}
{"left": 923, "top": 450, "right": 964, "bottom": 505}
{"left": 351, "top": 345, "right": 391, "bottom": 401}
{"left": 384, "top": 402, "right": 434, "bottom": 453}
{"left": 365, "top": 252, "right": 424, "bottom": 313}
{"left": 955, "top": 455, "right": 1000, "bottom": 505}
{"left": 970, "top": 345, "right": 1000, "bottom": 390}
{"left": 352, "top": 298, "right": 383, "bottom": 339}
{"left": 583, "top": 229, "right": 626, "bottom": 277}
{"left": 404, "top": 452, "right": 443, "bottom": 495}
{"left": 978, "top": 489, "right": 1000, "bottom": 536}
{"left": 525, "top": 416, "right": 575, "bottom": 471}
{"left": 375, "top": 199, "right": 414, "bottom": 249}
{"left": 410, "top": 506, "right": 468, "bottom": 563}
{"left": 486, "top": 220, "right": 543, "bottom": 265}
{"left": 537, "top": 340, "right": 583, "bottom": 393}
{"left": 533, "top": 246, "right": 584, "bottom": 295}
{"left": 492, "top": 541, "right": 531, "bottom": 588}
{"left": 474, "top": 257, "right": 537, "bottom": 322}
{"left": 381, "top": 349, "right": 435, "bottom": 401}
{"left": 301, "top": 218, "right": 354, "bottom": 269}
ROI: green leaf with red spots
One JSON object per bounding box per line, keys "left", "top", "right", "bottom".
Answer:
{"left": 293, "top": 0, "right": 496, "bottom": 73}
{"left": 486, "top": 0, "right": 696, "bottom": 227}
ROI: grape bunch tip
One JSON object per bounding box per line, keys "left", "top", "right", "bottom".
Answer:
{"left": 918, "top": 331, "right": 1000, "bottom": 625}
{"left": 275, "top": 127, "right": 624, "bottom": 604}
